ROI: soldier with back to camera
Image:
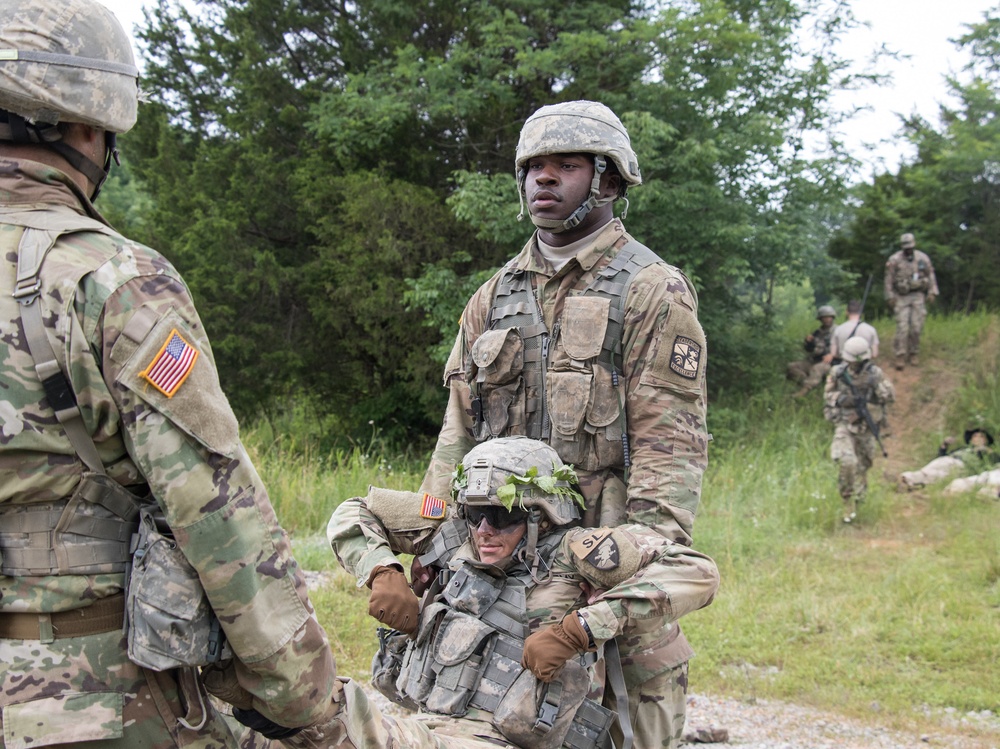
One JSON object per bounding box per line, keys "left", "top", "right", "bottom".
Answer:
{"left": 413, "top": 100, "right": 709, "bottom": 748}
{"left": 0, "top": 1, "right": 337, "bottom": 745}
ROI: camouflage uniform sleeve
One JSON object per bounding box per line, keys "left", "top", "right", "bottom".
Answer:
{"left": 925, "top": 253, "right": 939, "bottom": 297}
{"left": 823, "top": 366, "right": 843, "bottom": 422}
{"left": 557, "top": 526, "right": 718, "bottom": 645}
{"left": 418, "top": 280, "right": 498, "bottom": 500}
{"left": 884, "top": 255, "right": 897, "bottom": 303}
{"left": 625, "top": 263, "right": 708, "bottom": 545}
{"left": 874, "top": 367, "right": 896, "bottom": 405}
{"left": 86, "top": 256, "right": 335, "bottom": 728}
{"left": 326, "top": 495, "right": 409, "bottom": 586}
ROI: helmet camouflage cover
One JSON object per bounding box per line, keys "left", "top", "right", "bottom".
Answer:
{"left": 899, "top": 232, "right": 916, "bottom": 249}
{"left": 515, "top": 100, "right": 642, "bottom": 189}
{"left": 816, "top": 305, "right": 836, "bottom": 320}
{"left": 453, "top": 437, "right": 584, "bottom": 527}
{"left": 841, "top": 335, "right": 872, "bottom": 363}
{"left": 0, "top": 0, "right": 139, "bottom": 133}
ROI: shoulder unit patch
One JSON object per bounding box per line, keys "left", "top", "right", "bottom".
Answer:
{"left": 668, "top": 335, "right": 701, "bottom": 380}
{"left": 570, "top": 529, "right": 620, "bottom": 571}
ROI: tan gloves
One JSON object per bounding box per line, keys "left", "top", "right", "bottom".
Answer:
{"left": 202, "top": 659, "right": 253, "bottom": 710}
{"left": 522, "top": 612, "right": 595, "bottom": 682}
{"left": 367, "top": 566, "right": 420, "bottom": 636}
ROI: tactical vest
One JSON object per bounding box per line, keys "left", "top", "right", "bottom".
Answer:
{"left": 0, "top": 217, "right": 140, "bottom": 576}
{"left": 890, "top": 253, "right": 931, "bottom": 296}
{"left": 468, "top": 239, "right": 662, "bottom": 472}
{"left": 833, "top": 361, "right": 888, "bottom": 430}
{"left": 391, "top": 535, "right": 615, "bottom": 749}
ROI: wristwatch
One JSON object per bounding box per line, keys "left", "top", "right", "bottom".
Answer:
{"left": 577, "top": 612, "right": 596, "bottom": 650}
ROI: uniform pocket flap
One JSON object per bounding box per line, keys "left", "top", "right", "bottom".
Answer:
{"left": 471, "top": 329, "right": 523, "bottom": 373}
{"left": 561, "top": 296, "right": 609, "bottom": 361}
{"left": 586, "top": 364, "right": 620, "bottom": 427}
{"left": 433, "top": 609, "right": 495, "bottom": 666}
{"left": 547, "top": 370, "right": 590, "bottom": 436}
{"left": 3, "top": 692, "right": 123, "bottom": 748}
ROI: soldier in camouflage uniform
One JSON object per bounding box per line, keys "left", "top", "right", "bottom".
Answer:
{"left": 0, "top": 1, "right": 337, "bottom": 745}
{"left": 414, "top": 100, "right": 709, "bottom": 747}
{"left": 884, "top": 232, "right": 938, "bottom": 370}
{"left": 787, "top": 305, "right": 837, "bottom": 397}
{"left": 823, "top": 337, "right": 895, "bottom": 523}
{"left": 264, "top": 437, "right": 716, "bottom": 749}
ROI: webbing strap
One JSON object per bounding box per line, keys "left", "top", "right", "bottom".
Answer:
{"left": 15, "top": 227, "right": 105, "bottom": 474}
{"left": 603, "top": 637, "right": 633, "bottom": 749}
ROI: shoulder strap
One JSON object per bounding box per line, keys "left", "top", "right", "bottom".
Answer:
{"left": 13, "top": 227, "right": 105, "bottom": 474}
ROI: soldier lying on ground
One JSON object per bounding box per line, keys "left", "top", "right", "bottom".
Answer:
{"left": 239, "top": 437, "right": 719, "bottom": 749}
{"left": 898, "top": 428, "right": 998, "bottom": 491}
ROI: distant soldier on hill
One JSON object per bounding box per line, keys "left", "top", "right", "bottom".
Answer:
{"left": 830, "top": 299, "right": 880, "bottom": 363}
{"left": 885, "top": 232, "right": 937, "bottom": 370}
{"left": 787, "top": 305, "right": 837, "bottom": 397}
{"left": 824, "top": 336, "right": 895, "bottom": 523}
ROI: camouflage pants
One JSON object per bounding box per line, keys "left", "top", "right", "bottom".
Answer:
{"left": 611, "top": 662, "right": 688, "bottom": 749}
{"left": 240, "top": 679, "right": 515, "bottom": 749}
{"left": 0, "top": 630, "right": 239, "bottom": 748}
{"left": 892, "top": 294, "right": 927, "bottom": 357}
{"left": 899, "top": 455, "right": 964, "bottom": 490}
{"left": 830, "top": 423, "right": 876, "bottom": 503}
{"left": 786, "top": 359, "right": 831, "bottom": 392}
{"left": 945, "top": 468, "right": 1000, "bottom": 496}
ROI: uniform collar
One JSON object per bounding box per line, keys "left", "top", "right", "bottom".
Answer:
{"left": 511, "top": 218, "right": 626, "bottom": 275}
{"left": 0, "top": 157, "right": 109, "bottom": 225}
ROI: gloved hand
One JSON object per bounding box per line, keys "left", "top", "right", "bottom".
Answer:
{"left": 367, "top": 566, "right": 420, "bottom": 636}
{"left": 232, "top": 707, "right": 302, "bottom": 740}
{"left": 836, "top": 392, "right": 855, "bottom": 408}
{"left": 522, "top": 613, "right": 594, "bottom": 683}
{"left": 201, "top": 660, "right": 253, "bottom": 711}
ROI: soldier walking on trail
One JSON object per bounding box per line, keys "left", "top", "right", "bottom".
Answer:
{"left": 413, "top": 100, "right": 709, "bottom": 747}
{"left": 885, "top": 232, "right": 938, "bottom": 370}
{"left": 0, "top": 1, "right": 336, "bottom": 745}
{"left": 787, "top": 305, "right": 837, "bottom": 397}
{"left": 830, "top": 298, "right": 880, "bottom": 363}
{"left": 286, "top": 437, "right": 718, "bottom": 749}
{"left": 824, "top": 337, "right": 895, "bottom": 523}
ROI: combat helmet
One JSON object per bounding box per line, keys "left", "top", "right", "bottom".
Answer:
{"left": 841, "top": 335, "right": 872, "bottom": 363}
{"left": 816, "top": 305, "right": 836, "bottom": 320}
{"left": 454, "top": 437, "right": 584, "bottom": 573}
{"left": 899, "top": 232, "right": 916, "bottom": 249}
{"left": 515, "top": 100, "right": 641, "bottom": 233}
{"left": 0, "top": 0, "right": 140, "bottom": 196}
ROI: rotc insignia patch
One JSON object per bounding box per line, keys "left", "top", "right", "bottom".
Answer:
{"left": 140, "top": 329, "right": 199, "bottom": 397}
{"left": 569, "top": 529, "right": 621, "bottom": 571}
{"left": 668, "top": 335, "right": 701, "bottom": 380}
{"left": 419, "top": 493, "right": 447, "bottom": 520}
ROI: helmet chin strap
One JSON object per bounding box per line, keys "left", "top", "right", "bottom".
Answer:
{"left": 0, "top": 112, "right": 118, "bottom": 200}
{"left": 518, "top": 155, "right": 616, "bottom": 233}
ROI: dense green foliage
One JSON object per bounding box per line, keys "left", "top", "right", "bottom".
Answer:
{"left": 113, "top": 0, "right": 884, "bottom": 445}
{"left": 830, "top": 11, "right": 1000, "bottom": 313}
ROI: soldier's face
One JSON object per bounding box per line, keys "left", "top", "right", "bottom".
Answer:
{"left": 820, "top": 316, "right": 834, "bottom": 328}
{"left": 525, "top": 153, "right": 620, "bottom": 241}
{"left": 470, "top": 515, "right": 527, "bottom": 566}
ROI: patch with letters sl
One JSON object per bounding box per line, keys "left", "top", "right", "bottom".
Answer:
{"left": 140, "top": 329, "right": 199, "bottom": 398}
{"left": 669, "top": 335, "right": 701, "bottom": 380}
{"left": 570, "top": 529, "right": 620, "bottom": 571}
{"left": 419, "top": 493, "right": 447, "bottom": 520}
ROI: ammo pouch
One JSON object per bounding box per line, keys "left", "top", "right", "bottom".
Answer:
{"left": 493, "top": 661, "right": 614, "bottom": 749}
{"left": 371, "top": 627, "right": 419, "bottom": 711}
{"left": 126, "top": 503, "right": 227, "bottom": 670}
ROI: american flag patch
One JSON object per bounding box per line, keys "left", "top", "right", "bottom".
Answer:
{"left": 419, "top": 493, "right": 447, "bottom": 520}
{"left": 140, "top": 329, "right": 199, "bottom": 397}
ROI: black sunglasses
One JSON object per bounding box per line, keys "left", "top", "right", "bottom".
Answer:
{"left": 464, "top": 505, "right": 529, "bottom": 530}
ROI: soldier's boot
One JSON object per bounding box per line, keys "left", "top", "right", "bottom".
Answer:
{"left": 842, "top": 497, "right": 857, "bottom": 524}
{"left": 908, "top": 353, "right": 919, "bottom": 366}
{"left": 894, "top": 355, "right": 906, "bottom": 371}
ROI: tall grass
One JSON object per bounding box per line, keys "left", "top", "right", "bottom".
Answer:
{"left": 251, "top": 311, "right": 1000, "bottom": 738}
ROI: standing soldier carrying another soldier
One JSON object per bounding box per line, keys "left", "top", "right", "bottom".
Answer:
{"left": 0, "top": 1, "right": 337, "bottom": 745}
{"left": 414, "top": 100, "right": 709, "bottom": 747}
{"left": 824, "top": 337, "right": 896, "bottom": 523}
{"left": 787, "top": 305, "right": 837, "bottom": 397}
{"left": 885, "top": 232, "right": 938, "bottom": 370}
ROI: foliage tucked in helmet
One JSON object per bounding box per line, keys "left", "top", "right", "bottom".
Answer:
{"left": 841, "top": 335, "right": 872, "bottom": 363}
{"left": 515, "top": 100, "right": 642, "bottom": 193}
{"left": 0, "top": 0, "right": 139, "bottom": 134}
{"left": 452, "top": 437, "right": 584, "bottom": 527}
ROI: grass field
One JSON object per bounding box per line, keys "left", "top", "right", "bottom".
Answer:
{"left": 253, "top": 311, "right": 1000, "bottom": 741}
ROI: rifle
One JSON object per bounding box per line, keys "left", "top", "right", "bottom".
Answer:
{"left": 839, "top": 366, "right": 888, "bottom": 457}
